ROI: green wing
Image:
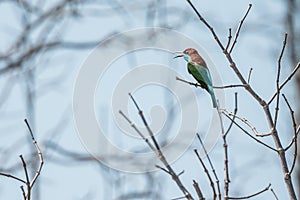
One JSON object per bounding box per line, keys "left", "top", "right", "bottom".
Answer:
{"left": 187, "top": 63, "right": 212, "bottom": 91}
{"left": 187, "top": 62, "right": 218, "bottom": 108}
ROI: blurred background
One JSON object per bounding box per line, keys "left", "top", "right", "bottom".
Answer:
{"left": 0, "top": 0, "right": 299, "bottom": 199}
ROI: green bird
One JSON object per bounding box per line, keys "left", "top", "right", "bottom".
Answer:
{"left": 174, "top": 48, "right": 218, "bottom": 108}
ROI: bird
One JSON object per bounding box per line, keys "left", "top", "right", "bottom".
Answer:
{"left": 174, "top": 48, "right": 218, "bottom": 108}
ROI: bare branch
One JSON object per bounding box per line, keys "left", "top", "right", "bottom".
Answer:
{"left": 118, "top": 110, "right": 156, "bottom": 152}
{"left": 281, "top": 94, "right": 298, "bottom": 175}
{"left": 128, "top": 93, "right": 161, "bottom": 150}
{"left": 224, "top": 111, "right": 272, "bottom": 137}
{"left": 24, "top": 119, "right": 44, "bottom": 189}
{"left": 176, "top": 76, "right": 202, "bottom": 88}
{"left": 193, "top": 180, "right": 205, "bottom": 200}
{"left": 285, "top": 126, "right": 300, "bottom": 151}
{"left": 155, "top": 165, "right": 171, "bottom": 175}
{"left": 171, "top": 196, "right": 189, "bottom": 200}
{"left": 222, "top": 112, "right": 277, "bottom": 152}
{"left": 19, "top": 155, "right": 31, "bottom": 199}
{"left": 120, "top": 94, "right": 193, "bottom": 200}
{"left": 224, "top": 93, "right": 238, "bottom": 137}
{"left": 176, "top": 76, "right": 245, "bottom": 89}
{"left": 196, "top": 134, "right": 221, "bottom": 200}
{"left": 274, "top": 33, "right": 288, "bottom": 130}
{"left": 229, "top": 4, "right": 252, "bottom": 53}
{"left": 185, "top": 0, "right": 297, "bottom": 197}
{"left": 228, "top": 183, "right": 271, "bottom": 199}
{"left": 0, "top": 172, "right": 26, "bottom": 184}
{"left": 20, "top": 186, "right": 26, "bottom": 200}
{"left": 0, "top": 119, "right": 45, "bottom": 199}
{"left": 247, "top": 68, "right": 253, "bottom": 84}
{"left": 186, "top": 0, "right": 225, "bottom": 51}
{"left": 194, "top": 149, "right": 216, "bottom": 199}
{"left": 270, "top": 188, "right": 279, "bottom": 200}
{"left": 225, "top": 28, "right": 232, "bottom": 51}
{"left": 220, "top": 93, "right": 239, "bottom": 199}
{"left": 268, "top": 62, "right": 300, "bottom": 105}
{"left": 213, "top": 84, "right": 246, "bottom": 89}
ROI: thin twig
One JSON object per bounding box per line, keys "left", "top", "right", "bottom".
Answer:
{"left": 171, "top": 196, "right": 188, "bottom": 200}
{"left": 19, "top": 155, "right": 30, "bottom": 199}
{"left": 222, "top": 113, "right": 277, "bottom": 152}
{"left": 270, "top": 188, "right": 279, "bottom": 200}
{"left": 247, "top": 68, "right": 253, "bottom": 84}
{"left": 155, "top": 165, "right": 170, "bottom": 175}
{"left": 186, "top": 0, "right": 225, "bottom": 51}
{"left": 196, "top": 134, "right": 221, "bottom": 200}
{"left": 0, "top": 120, "right": 43, "bottom": 200}
{"left": 224, "top": 111, "right": 271, "bottom": 137}
{"left": 128, "top": 93, "right": 161, "bottom": 150}
{"left": 220, "top": 93, "right": 238, "bottom": 199}
{"left": 0, "top": 172, "right": 26, "bottom": 184}
{"left": 225, "top": 28, "right": 232, "bottom": 51}
{"left": 194, "top": 149, "right": 216, "bottom": 199}
{"left": 213, "top": 84, "right": 246, "bottom": 89}
{"left": 268, "top": 62, "right": 300, "bottom": 105}
{"left": 176, "top": 76, "right": 202, "bottom": 88}
{"left": 20, "top": 186, "right": 26, "bottom": 200}
{"left": 228, "top": 183, "right": 271, "bottom": 199}
{"left": 281, "top": 94, "right": 298, "bottom": 175}
{"left": 224, "top": 93, "right": 238, "bottom": 137}
{"left": 118, "top": 110, "right": 156, "bottom": 152}
{"left": 229, "top": 4, "right": 252, "bottom": 53}
{"left": 274, "top": 33, "right": 288, "bottom": 130}
{"left": 19, "top": 155, "right": 30, "bottom": 184}
{"left": 285, "top": 125, "right": 300, "bottom": 151}
{"left": 121, "top": 94, "right": 194, "bottom": 200}
{"left": 217, "top": 94, "right": 237, "bottom": 199}
{"left": 176, "top": 76, "right": 245, "bottom": 89}
{"left": 178, "top": 170, "right": 185, "bottom": 177}
{"left": 193, "top": 180, "right": 205, "bottom": 200}
{"left": 24, "top": 119, "right": 44, "bottom": 189}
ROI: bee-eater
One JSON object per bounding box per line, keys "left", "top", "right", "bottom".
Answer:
{"left": 174, "top": 48, "right": 217, "bottom": 108}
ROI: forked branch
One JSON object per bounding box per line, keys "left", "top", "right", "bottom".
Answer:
{"left": 120, "top": 94, "right": 194, "bottom": 200}
{"left": 185, "top": 1, "right": 297, "bottom": 198}
{"left": 0, "top": 119, "right": 43, "bottom": 200}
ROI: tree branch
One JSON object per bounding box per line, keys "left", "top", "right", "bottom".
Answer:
{"left": 274, "top": 33, "right": 288, "bottom": 130}
{"left": 176, "top": 76, "right": 245, "bottom": 89}
{"left": 224, "top": 111, "right": 272, "bottom": 137}
{"left": 194, "top": 149, "right": 216, "bottom": 199}
{"left": 185, "top": 1, "right": 297, "bottom": 198}
{"left": 229, "top": 4, "right": 252, "bottom": 53}
{"left": 196, "top": 134, "right": 221, "bottom": 200}
{"left": 228, "top": 183, "right": 271, "bottom": 199}
{"left": 268, "top": 62, "right": 300, "bottom": 105}
{"left": 120, "top": 94, "right": 193, "bottom": 200}
{"left": 192, "top": 180, "right": 205, "bottom": 200}
{"left": 222, "top": 112, "right": 277, "bottom": 152}
{"left": 281, "top": 94, "right": 298, "bottom": 175}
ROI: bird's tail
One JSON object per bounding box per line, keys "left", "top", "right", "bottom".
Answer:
{"left": 209, "top": 86, "right": 218, "bottom": 108}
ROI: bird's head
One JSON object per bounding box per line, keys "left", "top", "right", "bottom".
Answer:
{"left": 173, "top": 48, "right": 198, "bottom": 62}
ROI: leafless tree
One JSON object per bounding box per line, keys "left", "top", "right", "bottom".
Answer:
{"left": 1, "top": 1, "right": 299, "bottom": 200}
{"left": 284, "top": 0, "right": 300, "bottom": 197}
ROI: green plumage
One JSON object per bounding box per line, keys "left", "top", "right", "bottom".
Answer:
{"left": 187, "top": 62, "right": 217, "bottom": 108}
{"left": 175, "top": 48, "right": 217, "bottom": 108}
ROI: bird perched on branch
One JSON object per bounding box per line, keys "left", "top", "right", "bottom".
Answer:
{"left": 174, "top": 48, "right": 218, "bottom": 108}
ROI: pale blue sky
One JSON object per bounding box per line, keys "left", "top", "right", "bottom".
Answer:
{"left": 0, "top": 1, "right": 297, "bottom": 199}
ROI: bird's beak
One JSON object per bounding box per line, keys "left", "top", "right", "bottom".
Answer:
{"left": 173, "top": 54, "right": 184, "bottom": 59}
{"left": 173, "top": 52, "right": 184, "bottom": 59}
